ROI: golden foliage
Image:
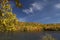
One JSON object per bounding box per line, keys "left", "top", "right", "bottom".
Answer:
{"left": 0, "top": 0, "right": 19, "bottom": 32}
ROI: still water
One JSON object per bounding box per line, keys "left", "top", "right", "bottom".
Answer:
{"left": 0, "top": 31, "right": 60, "bottom": 40}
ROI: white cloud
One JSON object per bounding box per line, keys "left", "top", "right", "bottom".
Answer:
{"left": 55, "top": 3, "right": 60, "bottom": 9}
{"left": 23, "top": 2, "right": 44, "bottom": 14}
{"left": 23, "top": 8, "right": 33, "bottom": 14}
{"left": 19, "top": 18, "right": 26, "bottom": 22}
{"left": 43, "top": 17, "right": 51, "bottom": 20}
{"left": 40, "top": 17, "right": 51, "bottom": 21}
{"left": 43, "top": 0, "right": 48, "bottom": 2}
{"left": 53, "top": 21, "right": 60, "bottom": 23}
{"left": 55, "top": 13, "right": 60, "bottom": 16}
{"left": 32, "top": 2, "right": 43, "bottom": 10}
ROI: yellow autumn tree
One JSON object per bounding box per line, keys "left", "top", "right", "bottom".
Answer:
{"left": 0, "top": 0, "right": 19, "bottom": 32}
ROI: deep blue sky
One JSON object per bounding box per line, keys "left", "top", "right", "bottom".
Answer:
{"left": 10, "top": 0, "right": 60, "bottom": 24}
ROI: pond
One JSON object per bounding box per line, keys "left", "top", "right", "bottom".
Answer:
{"left": 0, "top": 31, "right": 60, "bottom": 40}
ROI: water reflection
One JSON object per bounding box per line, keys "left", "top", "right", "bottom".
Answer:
{"left": 0, "top": 31, "right": 60, "bottom": 40}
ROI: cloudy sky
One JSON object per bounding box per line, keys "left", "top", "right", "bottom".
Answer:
{"left": 11, "top": 0, "right": 60, "bottom": 24}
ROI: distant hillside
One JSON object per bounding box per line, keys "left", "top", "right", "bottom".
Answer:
{"left": 0, "top": 21, "right": 60, "bottom": 32}
{"left": 15, "top": 22, "right": 60, "bottom": 32}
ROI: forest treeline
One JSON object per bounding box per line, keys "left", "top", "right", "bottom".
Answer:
{"left": 12, "top": 22, "right": 60, "bottom": 32}
{"left": 0, "top": 21, "right": 60, "bottom": 32}
{"left": 13, "top": 22, "right": 60, "bottom": 32}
